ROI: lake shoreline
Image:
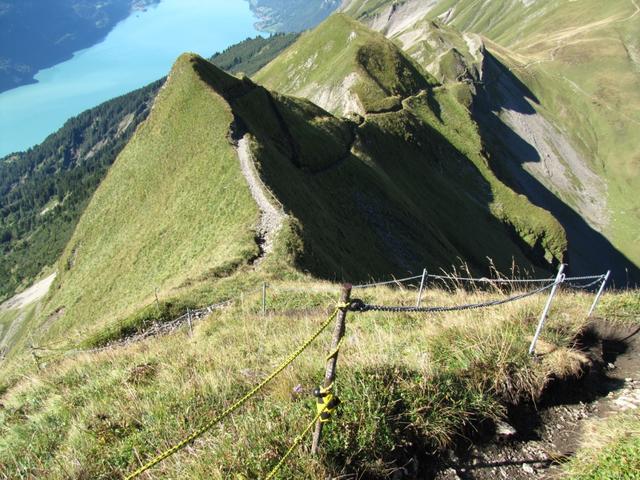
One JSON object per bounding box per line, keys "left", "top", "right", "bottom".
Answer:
{"left": 0, "top": 0, "right": 261, "bottom": 157}
{"left": 0, "top": 0, "right": 163, "bottom": 95}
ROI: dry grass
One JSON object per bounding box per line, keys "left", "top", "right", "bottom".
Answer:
{"left": 0, "top": 280, "right": 608, "bottom": 479}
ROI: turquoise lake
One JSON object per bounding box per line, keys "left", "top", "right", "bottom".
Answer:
{"left": 0, "top": 0, "right": 261, "bottom": 157}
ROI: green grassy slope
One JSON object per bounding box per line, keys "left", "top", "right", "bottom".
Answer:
{"left": 255, "top": 14, "right": 437, "bottom": 115}
{"left": 0, "top": 81, "right": 162, "bottom": 303}
{"left": 0, "top": 280, "right": 609, "bottom": 479}
{"left": 19, "top": 44, "right": 564, "bottom": 353}
{"left": 341, "top": 0, "right": 640, "bottom": 282}
{"left": 255, "top": 14, "right": 565, "bottom": 272}
{"left": 36, "top": 54, "right": 261, "bottom": 345}
{"left": 563, "top": 409, "right": 640, "bottom": 480}
{"left": 0, "top": 33, "right": 304, "bottom": 304}
{"left": 431, "top": 0, "right": 640, "bottom": 277}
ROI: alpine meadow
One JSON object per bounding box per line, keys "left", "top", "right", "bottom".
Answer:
{"left": 0, "top": 1, "right": 639, "bottom": 479}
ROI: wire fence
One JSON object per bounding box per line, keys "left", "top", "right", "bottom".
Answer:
{"left": 349, "top": 280, "right": 557, "bottom": 313}
{"left": 120, "top": 265, "right": 612, "bottom": 477}
{"left": 353, "top": 271, "right": 606, "bottom": 290}
{"left": 352, "top": 274, "right": 424, "bottom": 289}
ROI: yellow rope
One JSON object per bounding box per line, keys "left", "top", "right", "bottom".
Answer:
{"left": 125, "top": 305, "right": 346, "bottom": 479}
{"left": 325, "top": 336, "right": 343, "bottom": 361}
{"left": 264, "top": 405, "right": 327, "bottom": 480}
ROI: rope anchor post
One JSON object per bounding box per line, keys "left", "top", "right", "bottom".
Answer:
{"left": 416, "top": 268, "right": 427, "bottom": 307}
{"left": 262, "top": 282, "right": 267, "bottom": 316}
{"left": 529, "top": 264, "right": 566, "bottom": 355}
{"left": 587, "top": 270, "right": 610, "bottom": 317}
{"left": 311, "top": 283, "right": 352, "bottom": 455}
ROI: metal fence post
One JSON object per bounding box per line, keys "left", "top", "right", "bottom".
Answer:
{"left": 311, "top": 283, "right": 352, "bottom": 455}
{"left": 587, "top": 270, "right": 611, "bottom": 317}
{"left": 416, "top": 268, "right": 427, "bottom": 307}
{"left": 262, "top": 282, "right": 267, "bottom": 316}
{"left": 187, "top": 308, "right": 193, "bottom": 336}
{"left": 528, "top": 264, "right": 566, "bottom": 355}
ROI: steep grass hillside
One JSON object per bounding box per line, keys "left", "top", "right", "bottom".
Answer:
{"left": 0, "top": 279, "right": 623, "bottom": 479}
{"left": 0, "top": 10, "right": 637, "bottom": 479}
{"left": 0, "top": 80, "right": 162, "bottom": 303}
{"left": 0, "top": 33, "right": 302, "bottom": 304}
{"left": 340, "top": 0, "right": 640, "bottom": 284}
{"left": 255, "top": 14, "right": 437, "bottom": 116}
{"left": 32, "top": 54, "right": 262, "bottom": 349}
{"left": 255, "top": 14, "right": 565, "bottom": 271}
{"left": 6, "top": 45, "right": 567, "bottom": 362}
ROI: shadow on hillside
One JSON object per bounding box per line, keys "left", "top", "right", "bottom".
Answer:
{"left": 192, "top": 55, "right": 563, "bottom": 283}
{"left": 472, "top": 51, "right": 639, "bottom": 287}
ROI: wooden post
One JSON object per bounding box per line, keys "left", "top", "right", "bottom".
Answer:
{"left": 416, "top": 268, "right": 427, "bottom": 307}
{"left": 529, "top": 264, "right": 565, "bottom": 355}
{"left": 587, "top": 270, "right": 610, "bottom": 317}
{"left": 262, "top": 282, "right": 267, "bottom": 316}
{"left": 311, "top": 283, "right": 352, "bottom": 455}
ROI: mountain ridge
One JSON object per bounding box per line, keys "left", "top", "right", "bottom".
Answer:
{"left": 338, "top": 0, "right": 640, "bottom": 284}
{"left": 0, "top": 33, "right": 300, "bottom": 304}
{"left": 31, "top": 45, "right": 567, "bottom": 348}
{"left": 0, "top": 5, "right": 638, "bottom": 478}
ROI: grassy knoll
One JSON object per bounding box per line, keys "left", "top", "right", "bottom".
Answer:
{"left": 255, "top": 14, "right": 438, "bottom": 115}
{"left": 0, "top": 282, "right": 609, "bottom": 479}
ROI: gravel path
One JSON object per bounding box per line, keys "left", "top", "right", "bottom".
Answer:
{"left": 0, "top": 273, "right": 56, "bottom": 311}
{"left": 236, "top": 135, "right": 286, "bottom": 259}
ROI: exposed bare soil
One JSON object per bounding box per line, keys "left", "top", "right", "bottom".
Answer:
{"left": 434, "top": 319, "right": 640, "bottom": 480}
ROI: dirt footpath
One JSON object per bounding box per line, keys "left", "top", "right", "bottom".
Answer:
{"left": 435, "top": 319, "right": 640, "bottom": 480}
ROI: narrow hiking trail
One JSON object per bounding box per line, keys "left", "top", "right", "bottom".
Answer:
{"left": 236, "top": 135, "right": 286, "bottom": 261}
